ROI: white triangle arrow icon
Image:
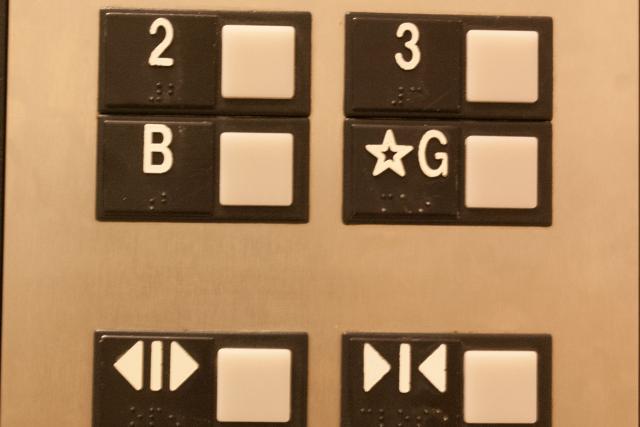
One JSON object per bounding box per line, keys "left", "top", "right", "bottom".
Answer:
{"left": 113, "top": 340, "right": 144, "bottom": 391}
{"left": 170, "top": 341, "right": 199, "bottom": 391}
{"left": 363, "top": 343, "right": 391, "bottom": 392}
{"left": 418, "top": 344, "right": 447, "bottom": 393}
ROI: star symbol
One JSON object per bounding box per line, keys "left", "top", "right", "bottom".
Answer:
{"left": 383, "top": 147, "right": 396, "bottom": 161}
{"left": 365, "top": 129, "right": 414, "bottom": 177}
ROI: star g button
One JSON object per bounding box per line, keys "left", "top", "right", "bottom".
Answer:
{"left": 343, "top": 119, "right": 460, "bottom": 224}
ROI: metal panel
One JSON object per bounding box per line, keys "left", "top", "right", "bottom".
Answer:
{"left": 1, "top": 1, "right": 638, "bottom": 426}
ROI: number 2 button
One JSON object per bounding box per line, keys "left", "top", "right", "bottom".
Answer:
{"left": 99, "top": 11, "right": 218, "bottom": 113}
{"left": 345, "top": 14, "right": 462, "bottom": 116}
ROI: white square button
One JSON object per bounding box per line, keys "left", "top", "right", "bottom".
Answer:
{"left": 219, "top": 132, "right": 294, "bottom": 206}
{"left": 221, "top": 25, "right": 296, "bottom": 99}
{"left": 464, "top": 350, "right": 538, "bottom": 424}
{"left": 216, "top": 348, "right": 292, "bottom": 423}
{"left": 465, "top": 135, "right": 538, "bottom": 209}
{"left": 466, "top": 30, "right": 539, "bottom": 103}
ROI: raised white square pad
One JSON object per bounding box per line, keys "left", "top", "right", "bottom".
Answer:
{"left": 216, "top": 348, "right": 292, "bottom": 422}
{"left": 466, "top": 30, "right": 539, "bottom": 103}
{"left": 464, "top": 350, "right": 538, "bottom": 424}
{"left": 219, "top": 132, "right": 294, "bottom": 206}
{"left": 465, "top": 136, "right": 538, "bottom": 209}
{"left": 221, "top": 25, "right": 296, "bottom": 99}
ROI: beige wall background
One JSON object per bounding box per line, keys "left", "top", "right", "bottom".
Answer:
{"left": 1, "top": 0, "right": 638, "bottom": 425}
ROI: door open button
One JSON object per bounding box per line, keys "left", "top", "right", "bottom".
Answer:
{"left": 216, "top": 348, "right": 292, "bottom": 422}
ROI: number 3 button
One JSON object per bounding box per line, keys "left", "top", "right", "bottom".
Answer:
{"left": 99, "top": 10, "right": 219, "bottom": 113}
{"left": 345, "top": 14, "right": 462, "bottom": 116}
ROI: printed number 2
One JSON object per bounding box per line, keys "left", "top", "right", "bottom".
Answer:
{"left": 149, "top": 18, "right": 175, "bottom": 67}
{"left": 395, "top": 22, "right": 420, "bottom": 71}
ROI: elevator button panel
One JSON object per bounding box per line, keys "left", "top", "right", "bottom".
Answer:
{"left": 97, "top": 117, "right": 309, "bottom": 222}
{"left": 93, "top": 332, "right": 308, "bottom": 427}
{"left": 342, "top": 333, "right": 551, "bottom": 427}
{"left": 345, "top": 13, "right": 552, "bottom": 120}
{"left": 343, "top": 119, "right": 551, "bottom": 225}
{"left": 99, "top": 10, "right": 311, "bottom": 116}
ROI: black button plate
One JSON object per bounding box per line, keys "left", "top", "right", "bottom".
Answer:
{"left": 343, "top": 119, "right": 552, "bottom": 226}
{"left": 345, "top": 13, "right": 553, "bottom": 120}
{"left": 346, "top": 16, "right": 462, "bottom": 115}
{"left": 99, "top": 11, "right": 219, "bottom": 114}
{"left": 342, "top": 333, "right": 552, "bottom": 427}
{"left": 93, "top": 331, "right": 308, "bottom": 427}
{"left": 97, "top": 116, "right": 309, "bottom": 223}
{"left": 97, "top": 116, "right": 216, "bottom": 221}
{"left": 99, "top": 10, "right": 311, "bottom": 117}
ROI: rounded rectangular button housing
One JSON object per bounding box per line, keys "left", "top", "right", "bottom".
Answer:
{"left": 464, "top": 135, "right": 539, "bottom": 209}
{"left": 99, "top": 11, "right": 219, "bottom": 114}
{"left": 464, "top": 350, "right": 539, "bottom": 423}
{"left": 466, "top": 30, "right": 539, "bottom": 103}
{"left": 216, "top": 348, "right": 292, "bottom": 422}
{"left": 221, "top": 25, "right": 296, "bottom": 100}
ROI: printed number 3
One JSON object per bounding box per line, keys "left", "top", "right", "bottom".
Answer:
{"left": 149, "top": 17, "right": 175, "bottom": 67}
{"left": 395, "top": 22, "right": 420, "bottom": 71}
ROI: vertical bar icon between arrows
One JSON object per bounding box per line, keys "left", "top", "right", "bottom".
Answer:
{"left": 113, "top": 340, "right": 199, "bottom": 392}
{"left": 362, "top": 342, "right": 447, "bottom": 393}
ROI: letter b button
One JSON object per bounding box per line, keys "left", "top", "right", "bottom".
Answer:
{"left": 97, "top": 117, "right": 215, "bottom": 221}
{"left": 143, "top": 124, "right": 174, "bottom": 174}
